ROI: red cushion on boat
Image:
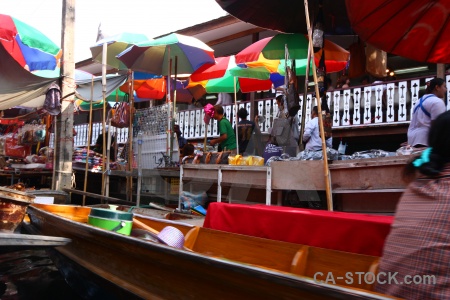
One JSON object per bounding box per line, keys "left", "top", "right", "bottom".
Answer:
{"left": 204, "top": 202, "right": 393, "bottom": 256}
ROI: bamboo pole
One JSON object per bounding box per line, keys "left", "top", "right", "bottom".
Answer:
{"left": 101, "top": 42, "right": 107, "bottom": 197}
{"left": 127, "top": 71, "right": 135, "bottom": 202}
{"left": 82, "top": 76, "right": 95, "bottom": 205}
{"left": 299, "top": 45, "right": 312, "bottom": 151}
{"left": 304, "top": 0, "right": 333, "bottom": 211}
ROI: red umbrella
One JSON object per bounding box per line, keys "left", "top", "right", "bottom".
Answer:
{"left": 120, "top": 77, "right": 193, "bottom": 103}
{"left": 346, "top": 0, "right": 450, "bottom": 63}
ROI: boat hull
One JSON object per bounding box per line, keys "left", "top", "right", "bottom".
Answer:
{"left": 27, "top": 205, "right": 395, "bottom": 299}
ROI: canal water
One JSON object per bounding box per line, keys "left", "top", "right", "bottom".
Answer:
{"left": 0, "top": 248, "right": 81, "bottom": 300}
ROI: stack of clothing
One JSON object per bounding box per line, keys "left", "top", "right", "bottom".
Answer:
{"left": 73, "top": 148, "right": 102, "bottom": 167}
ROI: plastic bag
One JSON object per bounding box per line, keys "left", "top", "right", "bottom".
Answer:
{"left": 5, "top": 134, "right": 31, "bottom": 158}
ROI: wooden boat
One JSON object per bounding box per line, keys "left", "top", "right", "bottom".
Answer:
{"left": 0, "top": 185, "right": 35, "bottom": 232}
{"left": 27, "top": 203, "right": 397, "bottom": 299}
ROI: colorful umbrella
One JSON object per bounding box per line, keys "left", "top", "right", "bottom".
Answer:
{"left": 90, "top": 32, "right": 150, "bottom": 70}
{"left": 116, "top": 33, "right": 215, "bottom": 75}
{"left": 187, "top": 56, "right": 274, "bottom": 93}
{"left": 346, "top": 0, "right": 450, "bottom": 63}
{"left": 0, "top": 14, "right": 62, "bottom": 71}
{"left": 235, "top": 33, "right": 349, "bottom": 73}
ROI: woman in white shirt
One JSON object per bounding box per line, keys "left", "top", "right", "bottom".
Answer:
{"left": 407, "top": 78, "right": 447, "bottom": 147}
{"left": 303, "top": 106, "right": 332, "bottom": 151}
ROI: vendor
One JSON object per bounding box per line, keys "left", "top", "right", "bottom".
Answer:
{"left": 303, "top": 106, "right": 333, "bottom": 151}
{"left": 209, "top": 105, "right": 237, "bottom": 154}
{"left": 94, "top": 128, "right": 116, "bottom": 161}
{"left": 407, "top": 78, "right": 447, "bottom": 148}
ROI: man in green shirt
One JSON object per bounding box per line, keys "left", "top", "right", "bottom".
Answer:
{"left": 210, "top": 105, "right": 237, "bottom": 154}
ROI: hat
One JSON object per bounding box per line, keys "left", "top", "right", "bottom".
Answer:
{"left": 237, "top": 107, "right": 249, "bottom": 118}
{"left": 131, "top": 225, "right": 185, "bottom": 249}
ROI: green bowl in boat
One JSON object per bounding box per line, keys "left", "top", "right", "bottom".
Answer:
{"left": 88, "top": 208, "right": 133, "bottom": 236}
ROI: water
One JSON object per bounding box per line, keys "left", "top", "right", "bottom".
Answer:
{"left": 0, "top": 248, "right": 81, "bottom": 300}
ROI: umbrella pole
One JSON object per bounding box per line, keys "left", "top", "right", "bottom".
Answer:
{"left": 83, "top": 76, "right": 95, "bottom": 205}
{"left": 101, "top": 42, "right": 107, "bottom": 197}
{"left": 299, "top": 43, "right": 312, "bottom": 151}
{"left": 304, "top": 0, "right": 333, "bottom": 211}
{"left": 234, "top": 76, "right": 239, "bottom": 154}
{"left": 127, "top": 71, "right": 134, "bottom": 202}
{"left": 167, "top": 48, "right": 173, "bottom": 160}
{"left": 171, "top": 56, "right": 178, "bottom": 161}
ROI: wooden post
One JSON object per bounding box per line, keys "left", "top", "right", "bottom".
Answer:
{"left": 54, "top": 0, "right": 75, "bottom": 191}
{"left": 304, "top": 0, "right": 333, "bottom": 211}
{"left": 299, "top": 45, "right": 312, "bottom": 151}
{"left": 83, "top": 76, "right": 95, "bottom": 205}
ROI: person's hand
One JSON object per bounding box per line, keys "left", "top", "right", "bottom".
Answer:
{"left": 210, "top": 139, "right": 216, "bottom": 146}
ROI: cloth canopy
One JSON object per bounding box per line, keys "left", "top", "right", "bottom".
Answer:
{"left": 75, "top": 73, "right": 128, "bottom": 102}
{"left": 0, "top": 43, "right": 55, "bottom": 110}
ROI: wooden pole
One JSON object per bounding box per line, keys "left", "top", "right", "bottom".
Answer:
{"left": 299, "top": 45, "right": 312, "bottom": 151}
{"left": 101, "top": 42, "right": 107, "bottom": 197}
{"left": 127, "top": 71, "right": 134, "bottom": 202}
{"left": 54, "top": 0, "right": 75, "bottom": 191}
{"left": 83, "top": 76, "right": 95, "bottom": 205}
{"left": 304, "top": 0, "right": 333, "bottom": 211}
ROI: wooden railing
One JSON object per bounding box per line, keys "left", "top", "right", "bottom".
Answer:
{"left": 65, "top": 74, "right": 450, "bottom": 148}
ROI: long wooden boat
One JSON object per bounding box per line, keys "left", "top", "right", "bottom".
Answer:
{"left": 27, "top": 203, "right": 397, "bottom": 299}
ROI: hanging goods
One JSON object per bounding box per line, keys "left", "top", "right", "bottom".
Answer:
{"left": 285, "top": 64, "right": 300, "bottom": 117}
{"left": 111, "top": 101, "right": 131, "bottom": 128}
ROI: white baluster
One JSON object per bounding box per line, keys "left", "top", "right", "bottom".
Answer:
{"left": 342, "top": 89, "right": 351, "bottom": 126}
{"left": 352, "top": 88, "right": 361, "bottom": 125}
{"left": 397, "top": 81, "right": 408, "bottom": 122}
{"left": 374, "top": 84, "right": 384, "bottom": 123}
{"left": 333, "top": 91, "right": 340, "bottom": 127}
{"left": 386, "top": 83, "right": 395, "bottom": 123}
{"left": 410, "top": 79, "right": 420, "bottom": 120}
{"left": 195, "top": 110, "right": 201, "bottom": 139}
{"left": 363, "top": 87, "right": 372, "bottom": 124}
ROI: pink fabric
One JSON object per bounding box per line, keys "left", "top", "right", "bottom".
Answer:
{"left": 204, "top": 203, "right": 393, "bottom": 256}
{"left": 203, "top": 103, "right": 215, "bottom": 124}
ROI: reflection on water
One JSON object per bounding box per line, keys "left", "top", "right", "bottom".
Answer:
{"left": 0, "top": 249, "right": 81, "bottom": 300}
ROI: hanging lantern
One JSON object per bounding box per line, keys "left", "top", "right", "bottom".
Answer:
{"left": 312, "top": 0, "right": 325, "bottom": 52}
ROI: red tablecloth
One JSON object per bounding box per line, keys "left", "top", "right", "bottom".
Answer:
{"left": 204, "top": 203, "right": 393, "bottom": 256}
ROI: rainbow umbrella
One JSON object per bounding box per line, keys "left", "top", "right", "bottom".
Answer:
{"left": 116, "top": 33, "right": 215, "bottom": 75}
{"left": 0, "top": 14, "right": 62, "bottom": 71}
{"left": 235, "top": 33, "right": 349, "bottom": 74}
{"left": 187, "top": 56, "right": 275, "bottom": 93}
